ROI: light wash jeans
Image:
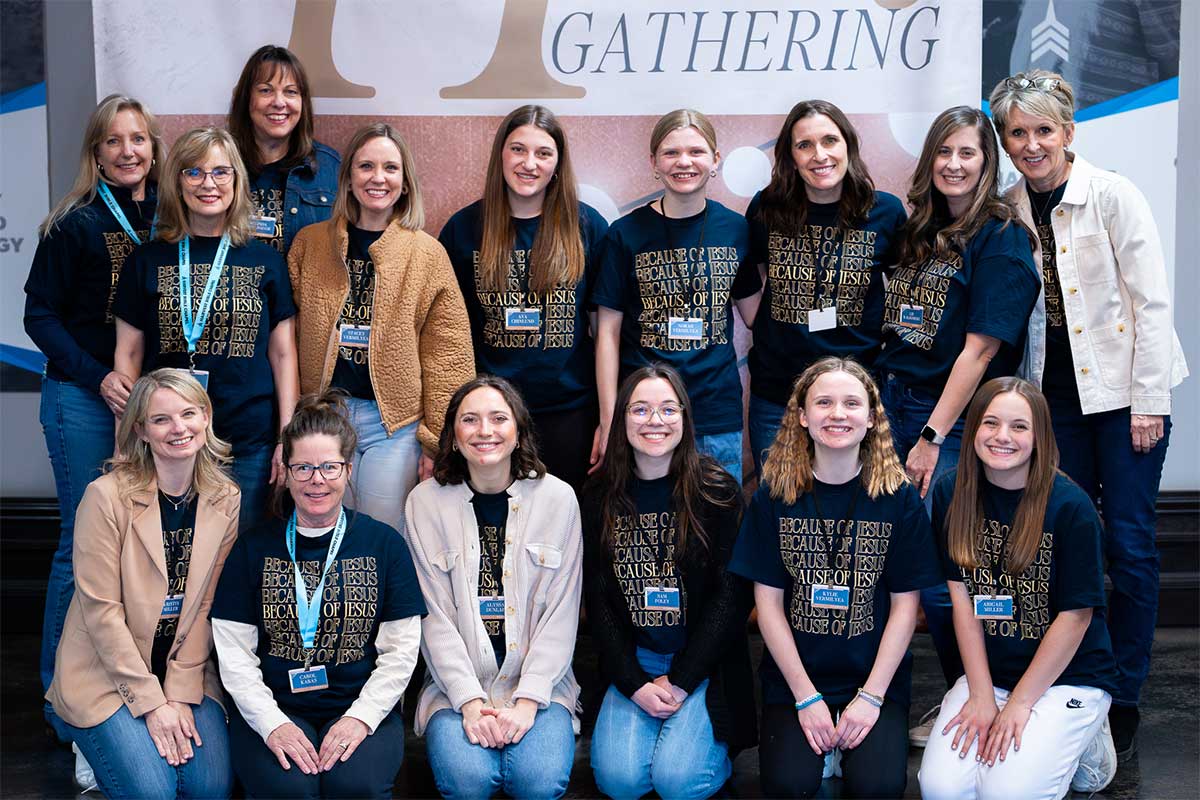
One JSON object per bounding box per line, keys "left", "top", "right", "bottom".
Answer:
{"left": 697, "top": 430, "right": 743, "bottom": 485}
{"left": 344, "top": 399, "right": 422, "bottom": 533}
{"left": 591, "top": 647, "right": 731, "bottom": 800}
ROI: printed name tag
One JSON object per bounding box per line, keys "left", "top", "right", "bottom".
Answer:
{"left": 644, "top": 586, "right": 681, "bottom": 611}
{"left": 808, "top": 304, "right": 838, "bottom": 332}
{"left": 160, "top": 593, "right": 184, "bottom": 619}
{"left": 479, "top": 595, "right": 506, "bottom": 620}
{"left": 667, "top": 317, "right": 703, "bottom": 340}
{"left": 188, "top": 369, "right": 210, "bottom": 391}
{"left": 339, "top": 324, "right": 371, "bottom": 348}
{"left": 810, "top": 584, "right": 851, "bottom": 610}
{"left": 504, "top": 308, "right": 540, "bottom": 331}
{"left": 250, "top": 214, "right": 278, "bottom": 238}
{"left": 899, "top": 304, "right": 924, "bottom": 328}
{"left": 974, "top": 595, "right": 1015, "bottom": 620}
{"left": 288, "top": 665, "right": 329, "bottom": 693}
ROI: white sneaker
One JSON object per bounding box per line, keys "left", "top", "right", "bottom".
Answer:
{"left": 822, "top": 747, "right": 843, "bottom": 779}
{"left": 1071, "top": 717, "right": 1118, "bottom": 794}
{"left": 909, "top": 703, "right": 941, "bottom": 748}
{"left": 72, "top": 743, "right": 99, "bottom": 793}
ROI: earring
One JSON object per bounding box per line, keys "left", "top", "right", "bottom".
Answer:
{"left": 452, "top": 442, "right": 458, "bottom": 452}
{"left": 653, "top": 172, "right": 660, "bottom": 181}
{"left": 710, "top": 169, "right": 718, "bottom": 177}
{"left": 96, "top": 162, "right": 105, "bottom": 173}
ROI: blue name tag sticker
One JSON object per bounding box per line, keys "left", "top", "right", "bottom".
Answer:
{"left": 288, "top": 665, "right": 329, "bottom": 693}
{"left": 974, "top": 594, "right": 1015, "bottom": 620}
{"left": 160, "top": 593, "right": 184, "bottom": 619}
{"left": 810, "top": 584, "right": 851, "bottom": 610}
{"left": 899, "top": 304, "right": 924, "bottom": 328}
{"left": 251, "top": 214, "right": 278, "bottom": 238}
{"left": 644, "top": 586, "right": 681, "bottom": 611}
{"left": 667, "top": 317, "right": 703, "bottom": 340}
{"left": 808, "top": 304, "right": 838, "bottom": 332}
{"left": 479, "top": 595, "right": 506, "bottom": 620}
{"left": 504, "top": 307, "right": 540, "bottom": 331}
{"left": 338, "top": 324, "right": 371, "bottom": 348}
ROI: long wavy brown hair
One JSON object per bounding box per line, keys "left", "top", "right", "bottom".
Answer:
{"left": 587, "top": 364, "right": 740, "bottom": 563}
{"left": 433, "top": 375, "right": 547, "bottom": 486}
{"left": 753, "top": 99, "right": 875, "bottom": 234}
{"left": 898, "top": 106, "right": 1032, "bottom": 266}
{"left": 477, "top": 105, "right": 584, "bottom": 294}
{"left": 761, "top": 357, "right": 907, "bottom": 505}
{"left": 945, "top": 377, "right": 1060, "bottom": 574}
{"left": 227, "top": 45, "right": 317, "bottom": 175}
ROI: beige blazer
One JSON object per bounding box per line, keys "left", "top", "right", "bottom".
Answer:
{"left": 46, "top": 472, "right": 239, "bottom": 728}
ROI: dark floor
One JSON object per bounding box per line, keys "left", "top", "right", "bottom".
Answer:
{"left": 2, "top": 630, "right": 1197, "bottom": 799}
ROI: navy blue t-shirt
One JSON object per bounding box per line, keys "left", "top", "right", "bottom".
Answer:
{"left": 746, "top": 191, "right": 907, "bottom": 405}
{"left": 151, "top": 491, "right": 197, "bottom": 683}
{"left": 729, "top": 477, "right": 941, "bottom": 706}
{"left": 471, "top": 489, "right": 509, "bottom": 666}
{"left": 249, "top": 163, "right": 288, "bottom": 254}
{"left": 112, "top": 236, "right": 297, "bottom": 452}
{"left": 329, "top": 226, "right": 380, "bottom": 401}
{"left": 24, "top": 184, "right": 157, "bottom": 390}
{"left": 211, "top": 511, "right": 427, "bottom": 720}
{"left": 592, "top": 200, "right": 761, "bottom": 435}
{"left": 440, "top": 201, "right": 609, "bottom": 415}
{"left": 932, "top": 473, "right": 1118, "bottom": 695}
{"left": 877, "top": 217, "right": 1038, "bottom": 393}
{"left": 1027, "top": 183, "right": 1080, "bottom": 413}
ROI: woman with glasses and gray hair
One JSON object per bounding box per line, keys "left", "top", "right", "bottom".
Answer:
{"left": 988, "top": 69, "right": 1188, "bottom": 759}
{"left": 211, "top": 390, "right": 427, "bottom": 798}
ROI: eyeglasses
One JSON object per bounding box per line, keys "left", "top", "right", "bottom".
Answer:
{"left": 626, "top": 402, "right": 683, "bottom": 424}
{"left": 1003, "top": 76, "right": 1061, "bottom": 93}
{"left": 287, "top": 461, "right": 347, "bottom": 482}
{"left": 180, "top": 166, "right": 235, "bottom": 186}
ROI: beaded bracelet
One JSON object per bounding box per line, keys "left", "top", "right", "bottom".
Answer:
{"left": 794, "top": 692, "right": 823, "bottom": 711}
{"left": 855, "top": 688, "right": 884, "bottom": 708}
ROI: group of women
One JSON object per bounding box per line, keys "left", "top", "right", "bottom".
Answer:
{"left": 23, "top": 38, "right": 1185, "bottom": 800}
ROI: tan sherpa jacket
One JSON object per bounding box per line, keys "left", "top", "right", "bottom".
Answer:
{"left": 288, "top": 217, "right": 475, "bottom": 452}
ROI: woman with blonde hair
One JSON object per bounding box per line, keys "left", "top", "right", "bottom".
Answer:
{"left": 440, "top": 105, "right": 608, "bottom": 492}
{"left": 47, "top": 369, "right": 240, "bottom": 798}
{"left": 113, "top": 126, "right": 299, "bottom": 531}
{"left": 24, "top": 94, "right": 165, "bottom": 719}
{"left": 729, "top": 357, "right": 941, "bottom": 797}
{"left": 288, "top": 122, "right": 474, "bottom": 533}
{"left": 989, "top": 69, "right": 1188, "bottom": 757}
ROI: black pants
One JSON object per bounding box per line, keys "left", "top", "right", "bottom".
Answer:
{"left": 759, "top": 699, "right": 909, "bottom": 799}
{"left": 229, "top": 705, "right": 404, "bottom": 799}
{"left": 531, "top": 402, "right": 598, "bottom": 494}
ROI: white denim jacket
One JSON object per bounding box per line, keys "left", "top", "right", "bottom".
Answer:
{"left": 403, "top": 474, "right": 582, "bottom": 735}
{"left": 1013, "top": 154, "right": 1188, "bottom": 415}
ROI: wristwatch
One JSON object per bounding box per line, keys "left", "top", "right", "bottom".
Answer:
{"left": 920, "top": 424, "right": 946, "bottom": 446}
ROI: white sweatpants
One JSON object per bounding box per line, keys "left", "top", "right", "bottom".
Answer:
{"left": 918, "top": 675, "right": 1111, "bottom": 800}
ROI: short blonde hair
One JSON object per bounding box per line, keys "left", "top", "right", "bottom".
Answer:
{"left": 332, "top": 123, "right": 425, "bottom": 231}
{"left": 154, "top": 127, "right": 253, "bottom": 245}
{"left": 989, "top": 69, "right": 1076, "bottom": 143}
{"left": 649, "top": 109, "right": 718, "bottom": 156}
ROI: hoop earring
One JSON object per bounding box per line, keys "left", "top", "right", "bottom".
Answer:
{"left": 452, "top": 442, "right": 458, "bottom": 452}
{"left": 653, "top": 172, "right": 661, "bottom": 181}
{"left": 710, "top": 169, "right": 718, "bottom": 178}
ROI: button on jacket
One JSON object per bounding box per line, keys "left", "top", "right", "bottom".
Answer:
{"left": 1014, "top": 154, "right": 1188, "bottom": 415}
{"left": 278, "top": 141, "right": 340, "bottom": 253}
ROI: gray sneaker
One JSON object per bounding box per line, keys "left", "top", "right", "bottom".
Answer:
{"left": 1071, "top": 717, "right": 1118, "bottom": 794}
{"left": 909, "top": 704, "right": 941, "bottom": 748}
{"left": 72, "top": 743, "right": 99, "bottom": 793}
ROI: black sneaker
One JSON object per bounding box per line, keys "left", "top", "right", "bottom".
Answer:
{"left": 1108, "top": 704, "right": 1140, "bottom": 761}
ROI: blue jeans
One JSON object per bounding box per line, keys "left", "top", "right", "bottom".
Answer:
{"left": 880, "top": 373, "right": 965, "bottom": 686}
{"left": 697, "top": 430, "right": 743, "bottom": 485}
{"left": 747, "top": 393, "right": 788, "bottom": 479}
{"left": 344, "top": 399, "right": 421, "bottom": 533}
{"left": 1051, "top": 404, "right": 1171, "bottom": 707}
{"left": 65, "top": 696, "right": 231, "bottom": 800}
{"left": 425, "top": 702, "right": 575, "bottom": 800}
{"left": 591, "top": 648, "right": 731, "bottom": 800}
{"left": 39, "top": 377, "right": 114, "bottom": 725}
{"left": 231, "top": 442, "right": 274, "bottom": 532}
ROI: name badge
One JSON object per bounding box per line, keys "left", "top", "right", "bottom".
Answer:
{"left": 899, "top": 304, "right": 924, "bottom": 328}
{"left": 339, "top": 324, "right": 370, "bottom": 348}
{"left": 644, "top": 586, "right": 681, "bottom": 611}
{"left": 504, "top": 308, "right": 540, "bottom": 331}
{"left": 288, "top": 664, "right": 329, "bottom": 693}
{"left": 974, "top": 594, "right": 1015, "bottom": 620}
{"left": 160, "top": 593, "right": 184, "bottom": 619}
{"left": 250, "top": 214, "right": 278, "bottom": 238}
{"left": 479, "top": 595, "right": 506, "bottom": 620}
{"left": 808, "top": 304, "right": 838, "bottom": 332}
{"left": 810, "top": 584, "right": 851, "bottom": 610}
{"left": 667, "top": 317, "right": 703, "bottom": 340}
{"left": 188, "top": 369, "right": 210, "bottom": 391}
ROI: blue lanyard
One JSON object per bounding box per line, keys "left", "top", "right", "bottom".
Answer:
{"left": 178, "top": 234, "right": 230, "bottom": 355}
{"left": 285, "top": 508, "right": 348, "bottom": 657}
{"left": 97, "top": 182, "right": 154, "bottom": 244}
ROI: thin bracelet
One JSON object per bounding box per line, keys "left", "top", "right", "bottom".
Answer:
{"left": 794, "top": 692, "right": 823, "bottom": 711}
{"left": 855, "top": 688, "right": 884, "bottom": 708}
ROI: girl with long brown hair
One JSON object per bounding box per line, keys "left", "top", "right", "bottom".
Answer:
{"left": 439, "top": 105, "right": 608, "bottom": 492}
{"left": 728, "top": 357, "right": 941, "bottom": 798}
{"left": 582, "top": 363, "right": 752, "bottom": 799}
{"left": 919, "top": 377, "right": 1119, "bottom": 799}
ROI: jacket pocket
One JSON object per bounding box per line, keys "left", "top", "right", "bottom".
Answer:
{"left": 1073, "top": 231, "right": 1118, "bottom": 286}
{"left": 1090, "top": 319, "right": 1133, "bottom": 389}
{"left": 431, "top": 549, "right": 461, "bottom": 572}
{"left": 298, "top": 188, "right": 333, "bottom": 209}
{"left": 526, "top": 543, "right": 563, "bottom": 605}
